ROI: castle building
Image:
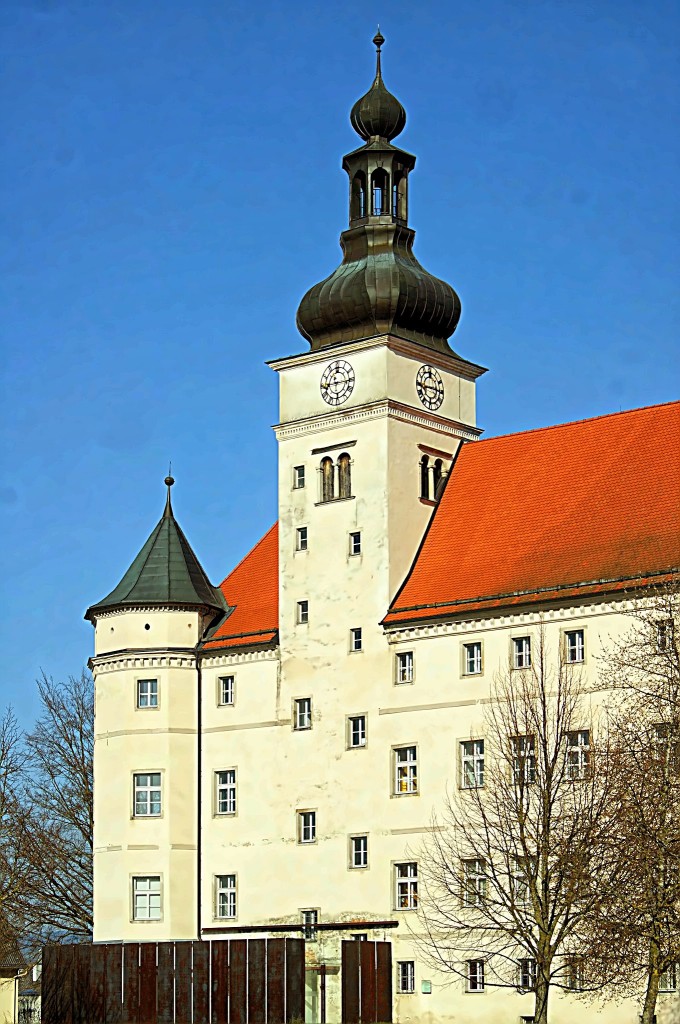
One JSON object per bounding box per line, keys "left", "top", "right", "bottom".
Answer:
{"left": 86, "top": 33, "right": 680, "bottom": 1024}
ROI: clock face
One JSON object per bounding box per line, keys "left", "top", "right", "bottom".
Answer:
{"left": 320, "top": 360, "right": 355, "bottom": 407}
{"left": 416, "top": 364, "right": 444, "bottom": 411}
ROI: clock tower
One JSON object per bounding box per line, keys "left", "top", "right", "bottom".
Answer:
{"left": 269, "top": 32, "right": 485, "bottom": 668}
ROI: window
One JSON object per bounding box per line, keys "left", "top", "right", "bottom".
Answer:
{"left": 351, "top": 171, "right": 366, "bottom": 220}
{"left": 321, "top": 457, "right": 334, "bottom": 502}
{"left": 297, "top": 600, "right": 309, "bottom": 624}
{"left": 420, "top": 454, "right": 429, "bottom": 499}
{"left": 518, "top": 958, "right": 537, "bottom": 992}
{"left": 338, "top": 453, "right": 352, "bottom": 498}
{"left": 348, "top": 715, "right": 366, "bottom": 748}
{"left": 397, "top": 961, "right": 415, "bottom": 994}
{"left": 657, "top": 620, "right": 674, "bottom": 653}
{"left": 218, "top": 675, "right": 234, "bottom": 706}
{"left": 512, "top": 734, "right": 536, "bottom": 784}
{"left": 566, "top": 958, "right": 584, "bottom": 991}
{"left": 565, "top": 629, "right": 585, "bottom": 663}
{"left": 350, "top": 627, "right": 363, "bottom": 652}
{"left": 432, "top": 458, "right": 443, "bottom": 497}
{"left": 462, "top": 858, "right": 487, "bottom": 907}
{"left": 466, "top": 959, "right": 485, "bottom": 992}
{"left": 566, "top": 730, "right": 590, "bottom": 779}
{"left": 463, "top": 642, "right": 482, "bottom": 675}
{"left": 136, "top": 679, "right": 158, "bottom": 708}
{"left": 396, "top": 651, "right": 414, "bottom": 684}
{"left": 350, "top": 835, "right": 368, "bottom": 868}
{"left": 296, "top": 527, "right": 308, "bottom": 551}
{"left": 394, "top": 745, "right": 418, "bottom": 795}
{"left": 395, "top": 862, "right": 418, "bottom": 909}
{"left": 133, "top": 773, "right": 161, "bottom": 817}
{"left": 294, "top": 697, "right": 312, "bottom": 730}
{"left": 512, "top": 856, "right": 535, "bottom": 906}
{"left": 132, "top": 876, "right": 161, "bottom": 921}
{"left": 461, "top": 739, "right": 484, "bottom": 788}
{"left": 301, "top": 909, "right": 318, "bottom": 940}
{"left": 349, "top": 531, "right": 361, "bottom": 555}
{"left": 513, "top": 636, "right": 531, "bottom": 669}
{"left": 215, "top": 770, "right": 237, "bottom": 815}
{"left": 215, "top": 874, "right": 236, "bottom": 919}
{"left": 660, "top": 964, "right": 677, "bottom": 991}
{"left": 352, "top": 932, "right": 368, "bottom": 941}
{"left": 371, "top": 168, "right": 389, "bottom": 215}
{"left": 298, "top": 811, "right": 316, "bottom": 844}
{"left": 293, "top": 465, "right": 305, "bottom": 489}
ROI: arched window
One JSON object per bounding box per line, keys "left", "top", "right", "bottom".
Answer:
{"left": 420, "top": 455, "right": 429, "bottom": 499}
{"left": 321, "top": 457, "right": 334, "bottom": 502}
{"left": 433, "top": 459, "right": 443, "bottom": 497}
{"left": 338, "top": 453, "right": 352, "bottom": 499}
{"left": 371, "top": 169, "right": 389, "bottom": 216}
{"left": 392, "top": 172, "right": 407, "bottom": 219}
{"left": 351, "top": 172, "right": 367, "bottom": 220}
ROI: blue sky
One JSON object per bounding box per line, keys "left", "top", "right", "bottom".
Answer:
{"left": 1, "top": 0, "right": 678, "bottom": 727}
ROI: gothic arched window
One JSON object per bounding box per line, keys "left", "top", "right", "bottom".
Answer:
{"left": 420, "top": 455, "right": 429, "bottom": 499}
{"left": 351, "top": 171, "right": 367, "bottom": 220}
{"left": 338, "top": 453, "right": 352, "bottom": 499}
{"left": 321, "top": 457, "right": 335, "bottom": 503}
{"left": 371, "top": 169, "right": 389, "bottom": 216}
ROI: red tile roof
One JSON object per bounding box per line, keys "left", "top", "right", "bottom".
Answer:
{"left": 201, "top": 523, "right": 279, "bottom": 651}
{"left": 385, "top": 401, "right": 680, "bottom": 625}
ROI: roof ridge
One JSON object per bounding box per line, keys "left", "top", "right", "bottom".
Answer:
{"left": 219, "top": 522, "right": 278, "bottom": 590}
{"left": 475, "top": 399, "right": 680, "bottom": 447}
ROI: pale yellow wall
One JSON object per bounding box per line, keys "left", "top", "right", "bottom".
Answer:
{"left": 0, "top": 976, "right": 17, "bottom": 1024}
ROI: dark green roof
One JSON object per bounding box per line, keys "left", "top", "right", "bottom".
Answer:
{"left": 85, "top": 483, "right": 225, "bottom": 620}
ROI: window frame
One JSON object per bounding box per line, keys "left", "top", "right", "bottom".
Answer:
{"left": 347, "top": 714, "right": 367, "bottom": 749}
{"left": 394, "top": 861, "right": 418, "bottom": 910}
{"left": 466, "top": 958, "right": 485, "bottom": 993}
{"left": 292, "top": 465, "right": 305, "bottom": 489}
{"left": 349, "top": 834, "right": 369, "bottom": 869}
{"left": 512, "top": 635, "right": 532, "bottom": 670}
{"left": 215, "top": 768, "right": 237, "bottom": 816}
{"left": 294, "top": 697, "right": 312, "bottom": 731}
{"left": 396, "top": 960, "right": 415, "bottom": 994}
{"left": 131, "top": 874, "right": 162, "bottom": 922}
{"left": 564, "top": 628, "right": 585, "bottom": 664}
{"left": 349, "top": 531, "right": 362, "bottom": 555}
{"left": 297, "top": 600, "right": 309, "bottom": 625}
{"left": 462, "top": 857, "right": 487, "bottom": 908}
{"left": 132, "top": 771, "right": 162, "bottom": 818}
{"left": 393, "top": 744, "right": 418, "bottom": 796}
{"left": 295, "top": 526, "right": 308, "bottom": 551}
{"left": 217, "top": 675, "right": 235, "bottom": 707}
{"left": 297, "top": 810, "right": 317, "bottom": 845}
{"left": 565, "top": 729, "right": 590, "bottom": 780}
{"left": 462, "top": 641, "right": 483, "bottom": 676}
{"left": 350, "top": 627, "right": 363, "bottom": 653}
{"left": 215, "top": 873, "right": 237, "bottom": 921}
{"left": 301, "top": 908, "right": 319, "bottom": 941}
{"left": 395, "top": 651, "right": 414, "bottom": 685}
{"left": 460, "top": 738, "right": 484, "bottom": 789}
{"left": 518, "top": 957, "right": 537, "bottom": 992}
{"left": 512, "top": 733, "right": 537, "bottom": 785}
{"left": 136, "top": 678, "right": 159, "bottom": 709}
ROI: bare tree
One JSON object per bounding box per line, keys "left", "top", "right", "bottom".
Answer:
{"left": 7, "top": 671, "right": 93, "bottom": 947}
{"left": 0, "top": 708, "right": 31, "bottom": 917}
{"left": 586, "top": 587, "right": 680, "bottom": 1024}
{"left": 414, "top": 624, "right": 617, "bottom": 1024}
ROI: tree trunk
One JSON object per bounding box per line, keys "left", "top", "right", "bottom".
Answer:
{"left": 534, "top": 974, "right": 550, "bottom": 1024}
{"left": 640, "top": 967, "right": 660, "bottom": 1024}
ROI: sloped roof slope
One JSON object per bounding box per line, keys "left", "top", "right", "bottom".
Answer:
{"left": 201, "top": 523, "right": 279, "bottom": 651}
{"left": 385, "top": 401, "right": 680, "bottom": 625}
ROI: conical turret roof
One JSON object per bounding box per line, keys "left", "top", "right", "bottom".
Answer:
{"left": 85, "top": 477, "right": 226, "bottom": 620}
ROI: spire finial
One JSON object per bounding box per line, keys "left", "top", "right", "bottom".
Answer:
{"left": 373, "top": 27, "right": 385, "bottom": 77}
{"left": 163, "top": 467, "right": 175, "bottom": 518}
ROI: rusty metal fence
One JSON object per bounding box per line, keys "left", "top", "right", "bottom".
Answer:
{"left": 341, "top": 941, "right": 392, "bottom": 1023}
{"left": 42, "top": 938, "right": 305, "bottom": 1024}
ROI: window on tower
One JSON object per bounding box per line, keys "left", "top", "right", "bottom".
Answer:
{"left": 420, "top": 455, "right": 429, "bottom": 499}
{"left": 321, "top": 457, "right": 334, "bottom": 502}
{"left": 351, "top": 171, "right": 367, "bottom": 219}
{"left": 319, "top": 453, "right": 353, "bottom": 503}
{"left": 338, "top": 453, "right": 352, "bottom": 498}
{"left": 371, "top": 168, "right": 389, "bottom": 215}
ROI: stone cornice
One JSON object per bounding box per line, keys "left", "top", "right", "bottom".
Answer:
{"left": 199, "top": 648, "right": 280, "bottom": 668}
{"left": 90, "top": 650, "right": 196, "bottom": 673}
{"left": 274, "top": 398, "right": 482, "bottom": 443}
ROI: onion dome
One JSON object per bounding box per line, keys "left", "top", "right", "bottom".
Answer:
{"left": 296, "top": 32, "right": 462, "bottom": 355}
{"left": 85, "top": 475, "right": 226, "bottom": 621}
{"left": 350, "top": 31, "right": 406, "bottom": 142}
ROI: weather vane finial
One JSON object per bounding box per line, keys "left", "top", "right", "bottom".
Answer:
{"left": 373, "top": 27, "right": 385, "bottom": 77}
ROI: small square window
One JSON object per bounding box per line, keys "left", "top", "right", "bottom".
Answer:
{"left": 394, "top": 745, "right": 418, "bottom": 795}
{"left": 298, "top": 810, "right": 316, "bottom": 844}
{"left": 348, "top": 715, "right": 366, "bottom": 748}
{"left": 394, "top": 862, "right": 418, "bottom": 910}
{"left": 301, "top": 909, "right": 318, "bottom": 940}
{"left": 137, "top": 679, "right": 158, "bottom": 708}
{"left": 463, "top": 642, "right": 482, "bottom": 675}
{"left": 215, "top": 769, "right": 237, "bottom": 815}
{"left": 133, "top": 772, "right": 161, "bottom": 817}
{"left": 132, "top": 875, "right": 161, "bottom": 921}
{"left": 294, "top": 697, "right": 312, "bottom": 730}
{"left": 397, "top": 960, "right": 415, "bottom": 994}
{"left": 349, "top": 531, "right": 362, "bottom": 555}
{"left": 351, "top": 933, "right": 368, "bottom": 941}
{"left": 466, "top": 959, "right": 485, "bottom": 992}
{"left": 293, "top": 465, "right": 305, "bottom": 489}
{"left": 565, "top": 629, "right": 585, "bottom": 663}
{"left": 513, "top": 636, "right": 531, "bottom": 669}
{"left": 215, "top": 874, "right": 237, "bottom": 919}
{"left": 350, "top": 835, "right": 368, "bottom": 868}
{"left": 297, "top": 600, "right": 309, "bottom": 624}
{"left": 396, "top": 651, "right": 414, "bottom": 684}
{"left": 296, "top": 527, "right": 308, "bottom": 551}
{"left": 350, "top": 627, "right": 363, "bottom": 652}
{"left": 218, "top": 675, "right": 234, "bottom": 706}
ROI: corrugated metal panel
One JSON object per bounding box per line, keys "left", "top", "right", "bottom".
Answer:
{"left": 157, "top": 943, "right": 174, "bottom": 1024}
{"left": 73, "top": 944, "right": 91, "bottom": 1024}
{"left": 375, "top": 943, "right": 392, "bottom": 1023}
{"left": 124, "top": 944, "right": 140, "bottom": 1023}
{"left": 341, "top": 941, "right": 360, "bottom": 1024}
{"left": 138, "top": 943, "right": 157, "bottom": 1023}
{"left": 265, "top": 939, "right": 285, "bottom": 1023}
{"left": 228, "top": 939, "right": 247, "bottom": 1024}
{"left": 105, "top": 944, "right": 123, "bottom": 1023}
{"left": 90, "top": 944, "right": 108, "bottom": 1024}
{"left": 192, "top": 941, "right": 210, "bottom": 1023}
{"left": 284, "top": 939, "right": 304, "bottom": 1023}
{"left": 210, "top": 941, "right": 229, "bottom": 1024}
{"left": 247, "top": 939, "right": 265, "bottom": 1023}
{"left": 174, "top": 942, "right": 193, "bottom": 1022}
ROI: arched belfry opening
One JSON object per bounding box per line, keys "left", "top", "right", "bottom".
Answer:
{"left": 351, "top": 171, "right": 367, "bottom": 220}
{"left": 371, "top": 168, "right": 389, "bottom": 216}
